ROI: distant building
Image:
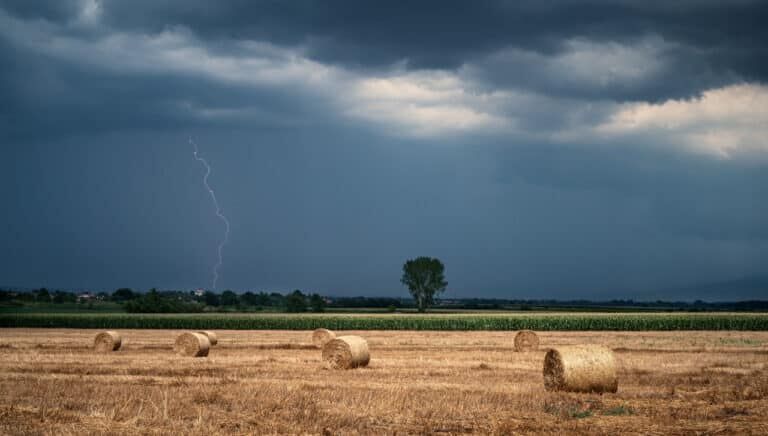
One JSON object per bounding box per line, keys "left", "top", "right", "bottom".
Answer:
{"left": 193, "top": 289, "right": 205, "bottom": 297}
{"left": 77, "top": 292, "right": 94, "bottom": 301}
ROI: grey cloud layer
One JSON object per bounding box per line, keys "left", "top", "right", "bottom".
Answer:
{"left": 2, "top": 0, "right": 767, "bottom": 144}
{"left": 3, "top": 0, "right": 767, "bottom": 102}
{"left": 100, "top": 1, "right": 768, "bottom": 74}
{"left": 0, "top": 1, "right": 765, "bottom": 298}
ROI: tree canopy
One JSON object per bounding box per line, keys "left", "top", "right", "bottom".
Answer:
{"left": 285, "top": 290, "right": 308, "bottom": 312}
{"left": 401, "top": 256, "right": 447, "bottom": 313}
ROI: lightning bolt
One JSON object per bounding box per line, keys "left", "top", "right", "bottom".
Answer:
{"left": 190, "top": 138, "right": 230, "bottom": 290}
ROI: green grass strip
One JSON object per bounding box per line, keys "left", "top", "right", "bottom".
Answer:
{"left": 1, "top": 313, "right": 767, "bottom": 330}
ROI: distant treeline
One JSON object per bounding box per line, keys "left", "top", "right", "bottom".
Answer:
{"left": 1, "top": 288, "right": 767, "bottom": 313}
{"left": 0, "top": 288, "right": 326, "bottom": 313}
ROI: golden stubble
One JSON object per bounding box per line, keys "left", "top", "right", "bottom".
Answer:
{"left": 0, "top": 329, "right": 766, "bottom": 435}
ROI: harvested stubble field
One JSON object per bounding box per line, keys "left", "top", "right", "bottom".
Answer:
{"left": 0, "top": 329, "right": 767, "bottom": 435}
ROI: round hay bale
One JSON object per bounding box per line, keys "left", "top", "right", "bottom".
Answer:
{"left": 543, "top": 345, "right": 618, "bottom": 393}
{"left": 93, "top": 331, "right": 122, "bottom": 353}
{"left": 174, "top": 332, "right": 210, "bottom": 357}
{"left": 514, "top": 330, "right": 539, "bottom": 352}
{"left": 312, "top": 328, "right": 336, "bottom": 348}
{"left": 197, "top": 331, "right": 218, "bottom": 346}
{"left": 322, "top": 335, "right": 370, "bottom": 369}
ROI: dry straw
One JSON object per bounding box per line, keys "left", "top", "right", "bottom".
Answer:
{"left": 93, "top": 331, "right": 122, "bottom": 352}
{"left": 322, "top": 335, "right": 370, "bottom": 369}
{"left": 543, "top": 345, "right": 618, "bottom": 393}
{"left": 514, "top": 330, "right": 539, "bottom": 352}
{"left": 174, "top": 332, "right": 211, "bottom": 357}
{"left": 312, "top": 328, "right": 336, "bottom": 348}
{"left": 198, "top": 331, "right": 218, "bottom": 346}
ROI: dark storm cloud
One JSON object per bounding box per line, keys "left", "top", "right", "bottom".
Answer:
{"left": 466, "top": 41, "right": 742, "bottom": 103}
{"left": 92, "top": 0, "right": 768, "bottom": 100}
{"left": 0, "top": 0, "right": 81, "bottom": 22}
{"left": 0, "top": 16, "right": 334, "bottom": 142}
{"left": 92, "top": 2, "right": 766, "bottom": 62}
{"left": 2, "top": 0, "right": 766, "bottom": 104}
{"left": 0, "top": 1, "right": 766, "bottom": 299}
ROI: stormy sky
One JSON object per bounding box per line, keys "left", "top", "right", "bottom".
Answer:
{"left": 2, "top": 0, "right": 767, "bottom": 300}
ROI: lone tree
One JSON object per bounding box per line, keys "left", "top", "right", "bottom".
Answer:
{"left": 401, "top": 256, "right": 447, "bottom": 313}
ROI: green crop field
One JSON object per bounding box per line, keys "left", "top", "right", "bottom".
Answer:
{"left": 1, "top": 312, "right": 767, "bottom": 330}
